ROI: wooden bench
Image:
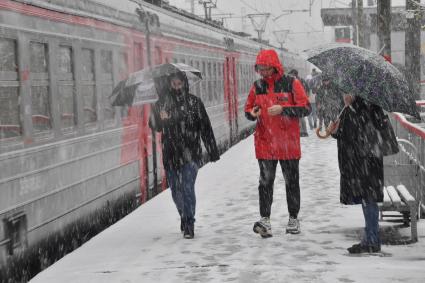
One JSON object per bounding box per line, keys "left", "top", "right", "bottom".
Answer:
{"left": 380, "top": 184, "right": 418, "bottom": 242}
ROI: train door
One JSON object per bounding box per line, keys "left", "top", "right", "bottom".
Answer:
{"left": 131, "top": 41, "right": 150, "bottom": 203}
{"left": 223, "top": 55, "right": 239, "bottom": 144}
{"left": 148, "top": 46, "right": 164, "bottom": 198}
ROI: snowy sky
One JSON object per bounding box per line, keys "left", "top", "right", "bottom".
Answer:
{"left": 165, "top": 0, "right": 413, "bottom": 53}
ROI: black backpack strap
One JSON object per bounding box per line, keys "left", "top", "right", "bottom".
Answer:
{"left": 274, "top": 75, "right": 295, "bottom": 104}
{"left": 254, "top": 79, "right": 268, "bottom": 95}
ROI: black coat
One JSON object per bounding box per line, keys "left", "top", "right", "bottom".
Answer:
{"left": 332, "top": 98, "right": 384, "bottom": 205}
{"left": 149, "top": 91, "right": 219, "bottom": 171}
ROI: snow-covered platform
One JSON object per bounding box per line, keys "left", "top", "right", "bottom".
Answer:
{"left": 30, "top": 129, "right": 425, "bottom": 283}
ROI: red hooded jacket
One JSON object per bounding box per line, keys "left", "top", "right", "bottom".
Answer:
{"left": 244, "top": 49, "right": 310, "bottom": 160}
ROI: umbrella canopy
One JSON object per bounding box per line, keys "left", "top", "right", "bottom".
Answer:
{"left": 110, "top": 63, "right": 202, "bottom": 106}
{"left": 306, "top": 43, "right": 420, "bottom": 118}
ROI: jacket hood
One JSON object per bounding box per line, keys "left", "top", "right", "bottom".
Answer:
{"left": 255, "top": 49, "right": 284, "bottom": 77}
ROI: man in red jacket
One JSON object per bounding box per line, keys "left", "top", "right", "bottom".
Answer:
{"left": 245, "top": 49, "right": 310, "bottom": 237}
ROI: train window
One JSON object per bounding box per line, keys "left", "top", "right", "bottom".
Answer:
{"left": 30, "top": 42, "right": 48, "bottom": 74}
{"left": 207, "top": 81, "right": 213, "bottom": 103}
{"left": 100, "top": 50, "right": 114, "bottom": 122}
{"left": 0, "top": 38, "right": 18, "bottom": 72}
{"left": 154, "top": 46, "right": 162, "bottom": 65}
{"left": 31, "top": 85, "right": 52, "bottom": 132}
{"left": 30, "top": 42, "right": 51, "bottom": 133}
{"left": 0, "top": 87, "right": 21, "bottom": 139}
{"left": 213, "top": 62, "right": 218, "bottom": 101}
{"left": 134, "top": 42, "right": 143, "bottom": 69}
{"left": 81, "top": 48, "right": 95, "bottom": 81}
{"left": 207, "top": 62, "right": 211, "bottom": 78}
{"left": 82, "top": 85, "right": 97, "bottom": 124}
{"left": 117, "top": 52, "right": 128, "bottom": 80}
{"left": 0, "top": 38, "right": 21, "bottom": 139}
{"left": 101, "top": 50, "right": 113, "bottom": 76}
{"left": 201, "top": 61, "right": 206, "bottom": 101}
{"left": 58, "top": 46, "right": 76, "bottom": 129}
{"left": 81, "top": 48, "right": 97, "bottom": 124}
{"left": 194, "top": 61, "right": 201, "bottom": 97}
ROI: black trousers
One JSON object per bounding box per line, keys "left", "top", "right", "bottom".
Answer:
{"left": 258, "top": 159, "right": 300, "bottom": 218}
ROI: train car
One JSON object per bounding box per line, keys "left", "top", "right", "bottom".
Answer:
{"left": 0, "top": 0, "right": 309, "bottom": 280}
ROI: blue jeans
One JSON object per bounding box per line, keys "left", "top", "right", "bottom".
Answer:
{"left": 166, "top": 162, "right": 199, "bottom": 225}
{"left": 361, "top": 201, "right": 380, "bottom": 246}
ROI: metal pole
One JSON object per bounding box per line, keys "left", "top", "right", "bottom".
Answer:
{"left": 357, "top": 0, "right": 364, "bottom": 47}
{"left": 405, "top": 0, "right": 421, "bottom": 100}
{"left": 377, "top": 0, "right": 391, "bottom": 59}
{"left": 352, "top": 0, "right": 358, "bottom": 45}
{"left": 190, "top": 0, "right": 195, "bottom": 14}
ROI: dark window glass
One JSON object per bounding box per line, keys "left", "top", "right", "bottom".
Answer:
{"left": 100, "top": 50, "right": 112, "bottom": 75}
{"left": 58, "top": 46, "right": 73, "bottom": 75}
{"left": 102, "top": 84, "right": 115, "bottom": 121}
{"left": 118, "top": 52, "right": 128, "bottom": 79}
{"left": 134, "top": 42, "right": 143, "bottom": 69}
{"left": 154, "top": 46, "right": 162, "bottom": 65}
{"left": 0, "top": 38, "right": 17, "bottom": 72}
{"left": 58, "top": 85, "right": 75, "bottom": 129}
{"left": 31, "top": 86, "right": 52, "bottom": 132}
{"left": 58, "top": 46, "right": 75, "bottom": 129}
{"left": 81, "top": 48, "right": 94, "bottom": 81}
{"left": 82, "top": 85, "right": 97, "bottom": 124}
{"left": 0, "top": 87, "right": 20, "bottom": 139}
{"left": 30, "top": 42, "right": 48, "bottom": 73}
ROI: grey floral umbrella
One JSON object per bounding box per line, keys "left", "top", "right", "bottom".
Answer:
{"left": 305, "top": 43, "right": 420, "bottom": 119}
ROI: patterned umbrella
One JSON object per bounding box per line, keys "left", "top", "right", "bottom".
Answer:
{"left": 306, "top": 43, "right": 420, "bottom": 118}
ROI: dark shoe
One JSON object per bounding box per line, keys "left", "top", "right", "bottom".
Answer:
{"left": 253, "top": 217, "right": 272, "bottom": 238}
{"left": 286, "top": 217, "right": 300, "bottom": 234}
{"left": 183, "top": 224, "right": 194, "bottom": 239}
{"left": 347, "top": 243, "right": 381, "bottom": 254}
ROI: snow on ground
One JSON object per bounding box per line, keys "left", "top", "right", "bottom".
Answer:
{"left": 30, "top": 129, "right": 425, "bottom": 283}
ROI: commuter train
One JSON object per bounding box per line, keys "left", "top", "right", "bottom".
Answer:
{"left": 0, "top": 0, "right": 310, "bottom": 280}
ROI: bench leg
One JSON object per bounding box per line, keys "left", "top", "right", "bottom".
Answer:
{"left": 410, "top": 204, "right": 418, "bottom": 243}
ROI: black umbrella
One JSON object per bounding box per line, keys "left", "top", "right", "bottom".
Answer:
{"left": 110, "top": 63, "right": 202, "bottom": 106}
{"left": 306, "top": 43, "right": 420, "bottom": 119}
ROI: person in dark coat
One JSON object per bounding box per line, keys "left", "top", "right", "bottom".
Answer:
{"left": 245, "top": 49, "right": 311, "bottom": 237}
{"left": 329, "top": 94, "right": 386, "bottom": 253}
{"left": 149, "top": 71, "right": 220, "bottom": 239}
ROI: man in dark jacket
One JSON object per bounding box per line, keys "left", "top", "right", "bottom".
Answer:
{"left": 245, "top": 49, "right": 311, "bottom": 237}
{"left": 149, "top": 71, "right": 220, "bottom": 239}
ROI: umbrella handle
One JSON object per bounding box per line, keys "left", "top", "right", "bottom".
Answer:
{"left": 315, "top": 127, "right": 332, "bottom": 139}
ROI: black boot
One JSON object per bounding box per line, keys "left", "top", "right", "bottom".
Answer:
{"left": 183, "top": 223, "right": 194, "bottom": 239}
{"left": 347, "top": 243, "right": 381, "bottom": 254}
{"left": 180, "top": 218, "right": 184, "bottom": 233}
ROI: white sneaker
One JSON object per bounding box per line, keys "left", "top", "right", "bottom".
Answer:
{"left": 286, "top": 217, "right": 300, "bottom": 234}
{"left": 253, "top": 217, "right": 272, "bottom": 238}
